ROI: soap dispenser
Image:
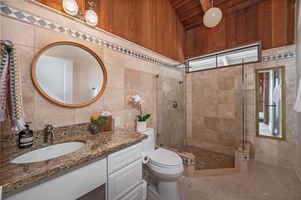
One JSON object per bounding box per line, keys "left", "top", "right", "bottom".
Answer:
{"left": 19, "top": 122, "right": 33, "bottom": 149}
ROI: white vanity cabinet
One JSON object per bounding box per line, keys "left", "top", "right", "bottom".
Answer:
{"left": 3, "top": 143, "right": 143, "bottom": 200}
{"left": 4, "top": 157, "right": 107, "bottom": 200}
{"left": 107, "top": 143, "right": 142, "bottom": 200}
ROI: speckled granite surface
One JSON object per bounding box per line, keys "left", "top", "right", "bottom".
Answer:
{"left": 0, "top": 123, "right": 147, "bottom": 194}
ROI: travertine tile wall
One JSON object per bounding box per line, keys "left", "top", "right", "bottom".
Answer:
{"left": 0, "top": 2, "right": 180, "bottom": 139}
{"left": 186, "top": 67, "right": 242, "bottom": 156}
{"left": 296, "top": 0, "right": 301, "bottom": 180}
{"left": 186, "top": 45, "right": 297, "bottom": 169}
{"left": 248, "top": 45, "right": 297, "bottom": 169}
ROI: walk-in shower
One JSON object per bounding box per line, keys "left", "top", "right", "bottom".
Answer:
{"left": 156, "top": 60, "right": 249, "bottom": 173}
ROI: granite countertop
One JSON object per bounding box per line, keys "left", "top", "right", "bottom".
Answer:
{"left": 0, "top": 126, "right": 147, "bottom": 194}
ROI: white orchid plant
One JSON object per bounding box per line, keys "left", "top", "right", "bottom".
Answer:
{"left": 130, "top": 94, "right": 151, "bottom": 122}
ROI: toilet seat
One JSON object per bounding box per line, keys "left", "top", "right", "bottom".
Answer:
{"left": 147, "top": 148, "right": 183, "bottom": 175}
{"left": 149, "top": 148, "right": 182, "bottom": 166}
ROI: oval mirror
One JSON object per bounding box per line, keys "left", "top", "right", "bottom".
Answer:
{"left": 255, "top": 66, "right": 286, "bottom": 140}
{"left": 32, "top": 42, "right": 107, "bottom": 107}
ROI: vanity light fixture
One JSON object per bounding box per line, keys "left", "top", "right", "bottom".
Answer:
{"left": 203, "top": 0, "right": 222, "bottom": 28}
{"left": 62, "top": 0, "right": 98, "bottom": 26}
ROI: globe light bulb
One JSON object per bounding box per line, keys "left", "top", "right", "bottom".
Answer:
{"left": 85, "top": 9, "right": 98, "bottom": 26}
{"left": 203, "top": 7, "right": 222, "bottom": 28}
{"left": 62, "top": 0, "right": 78, "bottom": 16}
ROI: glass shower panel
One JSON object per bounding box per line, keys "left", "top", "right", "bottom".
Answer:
{"left": 156, "top": 66, "right": 186, "bottom": 149}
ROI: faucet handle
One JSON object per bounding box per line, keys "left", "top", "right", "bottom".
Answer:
{"left": 44, "top": 124, "right": 55, "bottom": 142}
{"left": 45, "top": 123, "right": 53, "bottom": 130}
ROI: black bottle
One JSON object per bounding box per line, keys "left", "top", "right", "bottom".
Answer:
{"left": 19, "top": 122, "right": 33, "bottom": 149}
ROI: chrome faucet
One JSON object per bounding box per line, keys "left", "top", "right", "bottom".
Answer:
{"left": 45, "top": 124, "right": 55, "bottom": 142}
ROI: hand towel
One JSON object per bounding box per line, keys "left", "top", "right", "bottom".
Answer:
{"left": 0, "top": 40, "right": 25, "bottom": 130}
{"left": 272, "top": 84, "right": 281, "bottom": 104}
{"left": 294, "top": 77, "right": 301, "bottom": 112}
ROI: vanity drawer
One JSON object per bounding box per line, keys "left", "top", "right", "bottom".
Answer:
{"left": 107, "top": 143, "right": 141, "bottom": 175}
{"left": 120, "top": 185, "right": 142, "bottom": 200}
{"left": 108, "top": 159, "right": 142, "bottom": 200}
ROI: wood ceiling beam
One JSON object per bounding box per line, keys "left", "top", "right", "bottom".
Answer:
{"left": 176, "top": 0, "right": 202, "bottom": 16}
{"left": 171, "top": 0, "right": 192, "bottom": 10}
{"left": 222, "top": 0, "right": 264, "bottom": 16}
{"left": 179, "top": 7, "right": 203, "bottom": 21}
{"left": 185, "top": 0, "right": 265, "bottom": 30}
{"left": 199, "top": 0, "right": 212, "bottom": 12}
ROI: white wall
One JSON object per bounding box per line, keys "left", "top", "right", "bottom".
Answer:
{"left": 296, "top": 0, "right": 301, "bottom": 180}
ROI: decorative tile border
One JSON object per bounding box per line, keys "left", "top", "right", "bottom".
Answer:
{"left": 2, "top": 3, "right": 294, "bottom": 72}
{"left": 182, "top": 157, "right": 195, "bottom": 166}
{"left": 262, "top": 52, "right": 295, "bottom": 62}
{"left": 0, "top": 3, "right": 184, "bottom": 72}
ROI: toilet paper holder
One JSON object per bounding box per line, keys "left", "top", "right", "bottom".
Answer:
{"left": 142, "top": 152, "right": 149, "bottom": 164}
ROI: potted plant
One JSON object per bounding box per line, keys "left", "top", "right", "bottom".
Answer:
{"left": 90, "top": 113, "right": 108, "bottom": 134}
{"left": 130, "top": 94, "right": 151, "bottom": 131}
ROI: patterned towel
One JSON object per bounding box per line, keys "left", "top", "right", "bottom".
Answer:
{"left": 0, "top": 40, "right": 25, "bottom": 130}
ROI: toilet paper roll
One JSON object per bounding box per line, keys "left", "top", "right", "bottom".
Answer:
{"left": 142, "top": 152, "right": 149, "bottom": 164}
{"left": 142, "top": 179, "right": 147, "bottom": 200}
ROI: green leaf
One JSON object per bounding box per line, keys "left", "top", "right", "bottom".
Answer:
{"left": 137, "top": 114, "right": 151, "bottom": 121}
{"left": 91, "top": 116, "right": 107, "bottom": 124}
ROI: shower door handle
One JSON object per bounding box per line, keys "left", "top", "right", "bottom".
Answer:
{"left": 173, "top": 101, "right": 178, "bottom": 108}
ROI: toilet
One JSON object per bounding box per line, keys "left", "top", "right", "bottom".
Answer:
{"left": 140, "top": 128, "right": 183, "bottom": 200}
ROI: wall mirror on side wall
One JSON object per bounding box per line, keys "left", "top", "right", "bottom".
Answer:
{"left": 255, "top": 66, "right": 286, "bottom": 140}
{"left": 32, "top": 41, "right": 107, "bottom": 107}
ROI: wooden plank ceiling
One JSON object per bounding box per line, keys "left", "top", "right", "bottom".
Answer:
{"left": 168, "top": 0, "right": 266, "bottom": 30}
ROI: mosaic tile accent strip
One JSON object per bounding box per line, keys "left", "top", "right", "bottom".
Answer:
{"left": 182, "top": 157, "right": 195, "bottom": 166}
{"left": 0, "top": 3, "right": 184, "bottom": 72}
{"left": 262, "top": 52, "right": 295, "bottom": 62}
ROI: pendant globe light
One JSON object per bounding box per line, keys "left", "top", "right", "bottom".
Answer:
{"left": 203, "top": 0, "right": 222, "bottom": 28}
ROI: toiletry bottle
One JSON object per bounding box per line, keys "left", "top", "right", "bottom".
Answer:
{"left": 19, "top": 122, "right": 33, "bottom": 149}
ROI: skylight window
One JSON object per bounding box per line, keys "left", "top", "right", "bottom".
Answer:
{"left": 187, "top": 43, "right": 261, "bottom": 72}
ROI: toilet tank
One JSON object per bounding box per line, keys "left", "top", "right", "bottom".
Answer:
{"left": 140, "top": 128, "right": 155, "bottom": 153}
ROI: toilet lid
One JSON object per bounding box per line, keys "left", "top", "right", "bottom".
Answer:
{"left": 149, "top": 148, "right": 182, "bottom": 166}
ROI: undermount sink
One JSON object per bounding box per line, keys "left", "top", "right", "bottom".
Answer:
{"left": 11, "top": 142, "right": 85, "bottom": 164}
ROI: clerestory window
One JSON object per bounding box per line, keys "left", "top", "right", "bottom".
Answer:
{"left": 187, "top": 43, "right": 261, "bottom": 72}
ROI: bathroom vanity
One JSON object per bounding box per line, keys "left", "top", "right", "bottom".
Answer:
{"left": 1, "top": 127, "right": 146, "bottom": 200}
{"left": 107, "top": 143, "right": 142, "bottom": 200}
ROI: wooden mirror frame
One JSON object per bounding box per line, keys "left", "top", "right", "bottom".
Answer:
{"left": 31, "top": 41, "right": 107, "bottom": 107}
{"left": 255, "top": 66, "right": 286, "bottom": 140}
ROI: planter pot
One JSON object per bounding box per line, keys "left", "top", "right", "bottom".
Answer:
{"left": 136, "top": 121, "right": 147, "bottom": 132}
{"left": 91, "top": 124, "right": 99, "bottom": 134}
{"left": 99, "top": 115, "right": 112, "bottom": 132}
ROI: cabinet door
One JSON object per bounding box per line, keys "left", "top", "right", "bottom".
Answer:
{"left": 108, "top": 143, "right": 141, "bottom": 175}
{"left": 108, "top": 159, "right": 142, "bottom": 200}
{"left": 4, "top": 158, "right": 107, "bottom": 200}
{"left": 120, "top": 185, "right": 142, "bottom": 200}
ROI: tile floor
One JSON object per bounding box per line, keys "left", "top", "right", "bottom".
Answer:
{"left": 181, "top": 145, "right": 235, "bottom": 170}
{"left": 147, "top": 159, "right": 301, "bottom": 200}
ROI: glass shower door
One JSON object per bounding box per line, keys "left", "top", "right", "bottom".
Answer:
{"left": 156, "top": 67, "right": 186, "bottom": 149}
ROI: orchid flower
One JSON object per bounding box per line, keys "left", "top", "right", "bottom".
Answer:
{"left": 130, "top": 94, "right": 151, "bottom": 122}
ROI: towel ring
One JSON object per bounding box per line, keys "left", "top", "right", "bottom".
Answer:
{"left": 1, "top": 40, "right": 13, "bottom": 50}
